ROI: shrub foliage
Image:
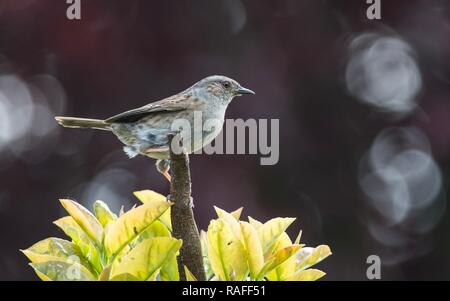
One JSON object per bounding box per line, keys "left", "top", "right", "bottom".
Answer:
{"left": 22, "top": 190, "right": 331, "bottom": 281}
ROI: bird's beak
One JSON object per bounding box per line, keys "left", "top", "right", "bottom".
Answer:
{"left": 236, "top": 86, "right": 255, "bottom": 96}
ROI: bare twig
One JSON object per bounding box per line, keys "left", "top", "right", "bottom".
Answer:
{"left": 168, "top": 134, "right": 206, "bottom": 281}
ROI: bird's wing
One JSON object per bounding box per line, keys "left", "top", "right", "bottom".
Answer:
{"left": 105, "top": 93, "right": 197, "bottom": 123}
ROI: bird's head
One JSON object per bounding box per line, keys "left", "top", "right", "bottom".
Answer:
{"left": 191, "top": 75, "right": 255, "bottom": 105}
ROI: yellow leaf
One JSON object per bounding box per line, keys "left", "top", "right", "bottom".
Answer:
{"left": 133, "top": 190, "right": 166, "bottom": 203}
{"left": 138, "top": 221, "right": 178, "bottom": 281}
{"left": 22, "top": 237, "right": 78, "bottom": 260}
{"left": 21, "top": 237, "right": 95, "bottom": 276}
{"left": 206, "top": 219, "right": 248, "bottom": 281}
{"left": 93, "top": 200, "right": 117, "bottom": 227}
{"left": 30, "top": 260, "right": 96, "bottom": 281}
{"left": 248, "top": 216, "right": 263, "bottom": 230}
{"left": 214, "top": 206, "right": 231, "bottom": 219}
{"left": 110, "top": 273, "right": 140, "bottom": 281}
{"left": 53, "top": 216, "right": 102, "bottom": 273}
{"left": 258, "top": 217, "right": 296, "bottom": 256}
{"left": 239, "top": 221, "right": 264, "bottom": 280}
{"left": 230, "top": 207, "right": 244, "bottom": 220}
{"left": 214, "top": 207, "right": 241, "bottom": 239}
{"left": 59, "top": 199, "right": 103, "bottom": 244}
{"left": 294, "top": 230, "right": 302, "bottom": 245}
{"left": 200, "top": 230, "right": 208, "bottom": 255}
{"left": 130, "top": 220, "right": 171, "bottom": 248}
{"left": 200, "top": 230, "right": 213, "bottom": 279}
{"left": 184, "top": 265, "right": 198, "bottom": 281}
{"left": 147, "top": 269, "right": 161, "bottom": 281}
{"left": 160, "top": 256, "right": 179, "bottom": 281}
{"left": 297, "top": 245, "right": 332, "bottom": 271}
{"left": 257, "top": 244, "right": 302, "bottom": 280}
{"left": 110, "top": 237, "right": 182, "bottom": 281}
{"left": 265, "top": 233, "right": 304, "bottom": 281}
{"left": 214, "top": 206, "right": 243, "bottom": 221}
{"left": 134, "top": 190, "right": 172, "bottom": 231}
{"left": 287, "top": 269, "right": 326, "bottom": 281}
{"left": 98, "top": 265, "right": 111, "bottom": 281}
{"left": 33, "top": 268, "right": 52, "bottom": 281}
{"left": 104, "top": 200, "right": 172, "bottom": 259}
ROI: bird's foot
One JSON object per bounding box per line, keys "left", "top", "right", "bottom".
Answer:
{"left": 156, "top": 159, "right": 171, "bottom": 182}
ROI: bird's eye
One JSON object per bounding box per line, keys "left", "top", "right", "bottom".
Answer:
{"left": 221, "top": 81, "right": 231, "bottom": 89}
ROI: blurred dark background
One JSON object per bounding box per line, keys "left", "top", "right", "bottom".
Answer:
{"left": 1, "top": 0, "right": 450, "bottom": 280}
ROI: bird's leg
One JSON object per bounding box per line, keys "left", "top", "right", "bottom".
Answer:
{"left": 156, "top": 159, "right": 171, "bottom": 182}
{"left": 143, "top": 146, "right": 170, "bottom": 154}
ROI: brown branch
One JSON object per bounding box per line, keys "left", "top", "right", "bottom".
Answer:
{"left": 168, "top": 135, "right": 206, "bottom": 281}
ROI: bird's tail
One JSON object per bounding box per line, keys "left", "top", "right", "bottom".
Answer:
{"left": 55, "top": 116, "right": 111, "bottom": 131}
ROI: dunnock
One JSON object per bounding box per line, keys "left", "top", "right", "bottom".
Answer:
{"left": 55, "top": 75, "right": 255, "bottom": 181}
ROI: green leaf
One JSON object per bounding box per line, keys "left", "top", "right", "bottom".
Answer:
{"left": 239, "top": 221, "right": 264, "bottom": 280}
{"left": 21, "top": 237, "right": 95, "bottom": 275}
{"left": 104, "top": 200, "right": 172, "bottom": 260}
{"left": 257, "top": 245, "right": 302, "bottom": 280}
{"left": 133, "top": 190, "right": 172, "bottom": 231}
{"left": 206, "top": 219, "right": 248, "bottom": 281}
{"left": 93, "top": 200, "right": 117, "bottom": 227}
{"left": 110, "top": 237, "right": 182, "bottom": 281}
{"left": 59, "top": 199, "right": 103, "bottom": 244}
{"left": 53, "top": 216, "right": 102, "bottom": 273}
{"left": 258, "top": 217, "right": 296, "bottom": 256}
{"left": 30, "top": 260, "right": 96, "bottom": 281}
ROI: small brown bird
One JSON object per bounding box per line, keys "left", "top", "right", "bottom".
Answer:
{"left": 55, "top": 75, "right": 255, "bottom": 182}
